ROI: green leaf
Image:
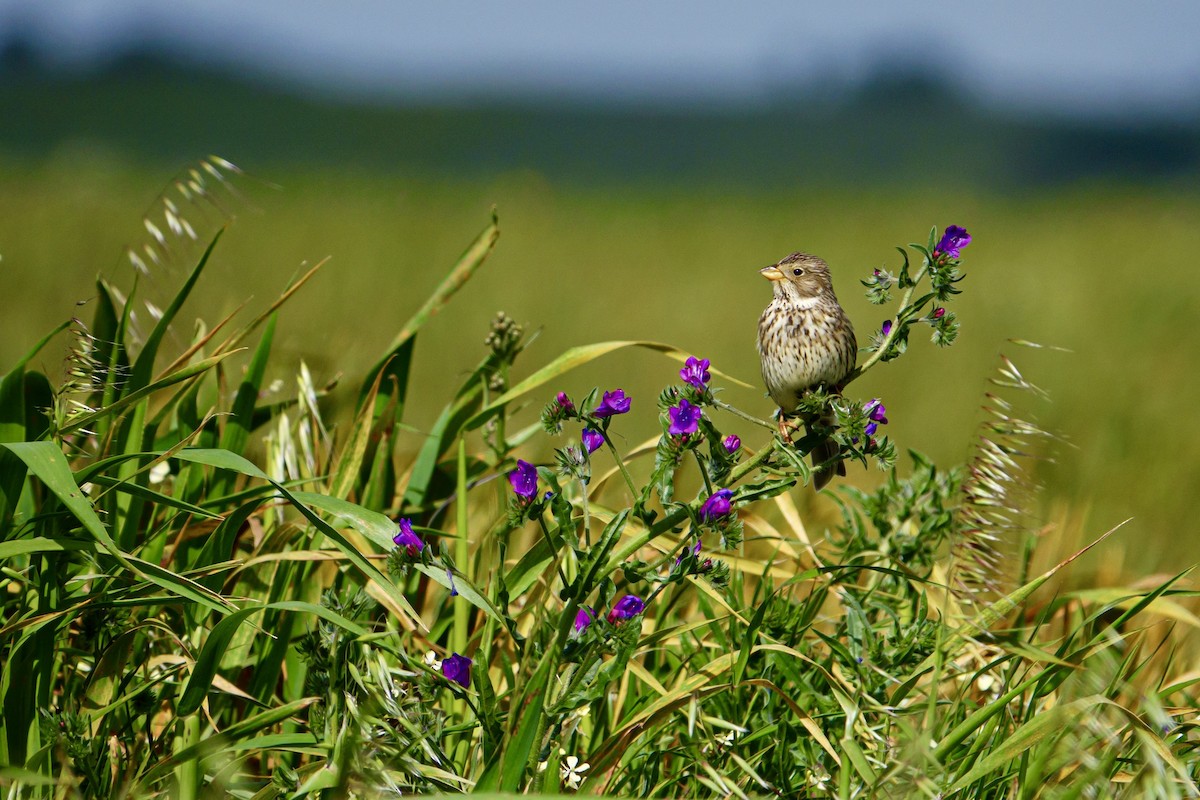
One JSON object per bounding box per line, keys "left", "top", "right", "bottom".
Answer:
{"left": 177, "top": 601, "right": 370, "bottom": 716}
{"left": 218, "top": 312, "right": 275, "bottom": 457}
{"left": 58, "top": 351, "right": 242, "bottom": 436}
{"left": 414, "top": 563, "right": 505, "bottom": 625}
{"left": 138, "top": 697, "right": 317, "bottom": 787}
{"left": 0, "top": 441, "right": 233, "bottom": 614}
{"left": 465, "top": 340, "right": 705, "bottom": 432}
{"left": 171, "top": 449, "right": 420, "bottom": 623}
{"left": 289, "top": 491, "right": 397, "bottom": 551}
{"left": 127, "top": 230, "right": 223, "bottom": 394}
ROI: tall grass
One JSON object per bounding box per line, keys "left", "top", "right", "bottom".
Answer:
{"left": 2, "top": 157, "right": 1199, "bottom": 575}
{"left": 0, "top": 161, "right": 1198, "bottom": 797}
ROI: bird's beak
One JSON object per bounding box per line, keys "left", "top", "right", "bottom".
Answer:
{"left": 760, "top": 265, "right": 786, "bottom": 282}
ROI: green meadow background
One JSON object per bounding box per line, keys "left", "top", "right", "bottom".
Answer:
{"left": 2, "top": 54, "right": 1199, "bottom": 577}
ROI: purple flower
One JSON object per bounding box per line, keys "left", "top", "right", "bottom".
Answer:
{"left": 555, "top": 391, "right": 574, "bottom": 412}
{"left": 392, "top": 518, "right": 425, "bottom": 557}
{"left": 582, "top": 427, "right": 604, "bottom": 454}
{"left": 668, "top": 399, "right": 702, "bottom": 436}
{"left": 865, "top": 422, "right": 878, "bottom": 437}
{"left": 679, "top": 356, "right": 711, "bottom": 390}
{"left": 442, "top": 653, "right": 472, "bottom": 688}
{"left": 594, "top": 389, "right": 632, "bottom": 418}
{"left": 865, "top": 399, "right": 888, "bottom": 424}
{"left": 881, "top": 320, "right": 893, "bottom": 336}
{"left": 934, "top": 225, "right": 972, "bottom": 259}
{"left": 722, "top": 435, "right": 741, "bottom": 454}
{"left": 607, "top": 594, "right": 646, "bottom": 623}
{"left": 574, "top": 607, "right": 594, "bottom": 633}
{"left": 931, "top": 307, "right": 946, "bottom": 320}
{"left": 508, "top": 459, "right": 539, "bottom": 499}
{"left": 699, "top": 489, "right": 734, "bottom": 522}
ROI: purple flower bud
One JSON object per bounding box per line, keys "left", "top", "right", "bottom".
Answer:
{"left": 582, "top": 427, "right": 604, "bottom": 454}
{"left": 594, "top": 389, "right": 632, "bottom": 418}
{"left": 447, "top": 567, "right": 459, "bottom": 596}
{"left": 864, "top": 399, "right": 888, "bottom": 424}
{"left": 555, "top": 391, "right": 574, "bottom": 412}
{"left": 574, "top": 607, "right": 594, "bottom": 633}
{"left": 873, "top": 268, "right": 882, "bottom": 278}
{"left": 392, "top": 519, "right": 425, "bottom": 556}
{"left": 699, "top": 488, "right": 734, "bottom": 522}
{"left": 931, "top": 307, "right": 946, "bottom": 320}
{"left": 865, "top": 422, "right": 878, "bottom": 437}
{"left": 679, "top": 356, "right": 711, "bottom": 390}
{"left": 934, "top": 225, "right": 972, "bottom": 259}
{"left": 881, "top": 320, "right": 893, "bottom": 336}
{"left": 508, "top": 459, "right": 539, "bottom": 499}
{"left": 607, "top": 594, "right": 646, "bottom": 623}
{"left": 668, "top": 399, "right": 702, "bottom": 436}
{"left": 722, "top": 434, "right": 741, "bottom": 454}
{"left": 442, "top": 653, "right": 472, "bottom": 688}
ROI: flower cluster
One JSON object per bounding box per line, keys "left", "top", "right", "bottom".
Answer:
{"left": 509, "top": 459, "right": 539, "bottom": 500}
{"left": 582, "top": 428, "right": 604, "bottom": 454}
{"left": 573, "top": 594, "right": 647, "bottom": 635}
{"left": 593, "top": 389, "right": 631, "bottom": 419}
{"left": 541, "top": 391, "right": 578, "bottom": 434}
{"left": 442, "top": 653, "right": 472, "bottom": 688}
{"left": 933, "top": 225, "right": 971, "bottom": 260}
{"left": 863, "top": 266, "right": 897, "bottom": 305}
{"left": 679, "top": 356, "right": 710, "bottom": 392}
{"left": 667, "top": 398, "right": 702, "bottom": 436}
{"left": 392, "top": 518, "right": 425, "bottom": 557}
{"left": 864, "top": 399, "right": 888, "bottom": 438}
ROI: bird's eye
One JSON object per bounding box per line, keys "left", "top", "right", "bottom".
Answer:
{"left": 792, "top": 268, "right": 804, "bottom": 276}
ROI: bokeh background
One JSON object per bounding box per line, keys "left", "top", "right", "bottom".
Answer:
{"left": 2, "top": 1, "right": 1199, "bottom": 574}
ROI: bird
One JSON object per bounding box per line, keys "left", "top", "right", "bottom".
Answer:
{"left": 756, "top": 252, "right": 858, "bottom": 490}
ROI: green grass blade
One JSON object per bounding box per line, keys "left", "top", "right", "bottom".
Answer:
{"left": 177, "top": 601, "right": 371, "bottom": 716}
{"left": 218, "top": 311, "right": 276, "bottom": 457}
{"left": 464, "top": 340, "right": 695, "bottom": 431}
{"left": 172, "top": 449, "right": 421, "bottom": 623}
{"left": 58, "top": 351, "right": 242, "bottom": 436}
{"left": 359, "top": 211, "right": 500, "bottom": 422}
{"left": 0, "top": 441, "right": 233, "bottom": 613}
{"left": 126, "top": 229, "right": 223, "bottom": 394}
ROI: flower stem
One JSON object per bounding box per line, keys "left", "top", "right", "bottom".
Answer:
{"left": 599, "top": 443, "right": 774, "bottom": 576}
{"left": 712, "top": 398, "right": 775, "bottom": 431}
{"left": 692, "top": 449, "right": 714, "bottom": 496}
{"left": 601, "top": 431, "right": 639, "bottom": 499}
{"left": 846, "top": 257, "right": 932, "bottom": 383}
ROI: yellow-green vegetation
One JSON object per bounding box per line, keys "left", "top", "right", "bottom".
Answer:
{"left": 1, "top": 158, "right": 1198, "bottom": 797}
{"left": 2, "top": 157, "right": 1195, "bottom": 573}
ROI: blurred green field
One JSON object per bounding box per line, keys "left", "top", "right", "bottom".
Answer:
{"left": 2, "top": 154, "right": 1197, "bottom": 574}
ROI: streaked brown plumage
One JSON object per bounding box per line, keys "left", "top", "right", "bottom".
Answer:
{"left": 756, "top": 252, "right": 857, "bottom": 489}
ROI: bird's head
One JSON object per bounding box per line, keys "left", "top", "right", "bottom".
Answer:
{"left": 760, "top": 252, "right": 834, "bottom": 301}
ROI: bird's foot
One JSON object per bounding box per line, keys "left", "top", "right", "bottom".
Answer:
{"left": 776, "top": 412, "right": 802, "bottom": 442}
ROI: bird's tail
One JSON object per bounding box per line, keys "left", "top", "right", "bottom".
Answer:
{"left": 808, "top": 415, "right": 846, "bottom": 491}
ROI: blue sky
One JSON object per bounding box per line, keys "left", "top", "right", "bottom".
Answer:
{"left": 4, "top": 0, "right": 1198, "bottom": 116}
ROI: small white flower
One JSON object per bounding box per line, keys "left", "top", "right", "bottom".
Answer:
{"left": 715, "top": 730, "right": 737, "bottom": 747}
{"left": 423, "top": 650, "right": 442, "bottom": 671}
{"left": 148, "top": 461, "right": 171, "bottom": 485}
{"left": 560, "top": 755, "right": 589, "bottom": 789}
{"left": 975, "top": 673, "right": 999, "bottom": 694}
